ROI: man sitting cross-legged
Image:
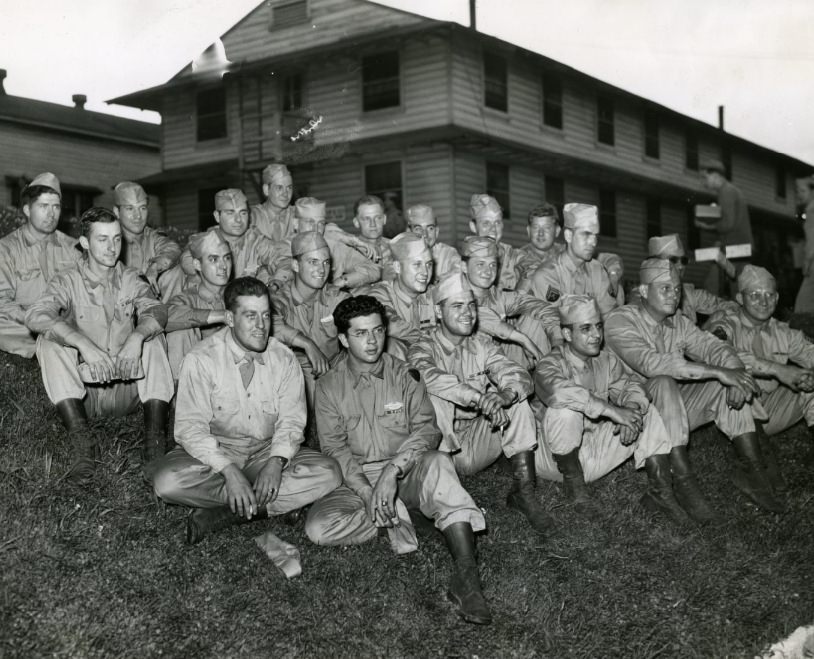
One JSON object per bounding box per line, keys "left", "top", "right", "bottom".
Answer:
{"left": 305, "top": 295, "right": 492, "bottom": 625}
{"left": 408, "top": 272, "right": 554, "bottom": 535}
{"left": 25, "top": 207, "right": 174, "bottom": 483}
{"left": 151, "top": 277, "right": 342, "bottom": 544}
{"left": 705, "top": 265, "right": 814, "bottom": 491}
{"left": 534, "top": 295, "right": 703, "bottom": 523}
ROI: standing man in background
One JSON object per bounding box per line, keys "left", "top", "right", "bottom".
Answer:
{"left": 251, "top": 163, "right": 297, "bottom": 242}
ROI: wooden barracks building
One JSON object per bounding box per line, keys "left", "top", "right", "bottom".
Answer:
{"left": 109, "top": 0, "right": 811, "bottom": 298}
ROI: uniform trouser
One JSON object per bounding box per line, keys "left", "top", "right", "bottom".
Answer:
{"left": 152, "top": 447, "right": 342, "bottom": 516}
{"left": 794, "top": 275, "right": 814, "bottom": 313}
{"left": 446, "top": 400, "right": 538, "bottom": 476}
{"left": 0, "top": 316, "right": 36, "bottom": 358}
{"left": 37, "top": 335, "right": 174, "bottom": 417}
{"left": 167, "top": 328, "right": 199, "bottom": 383}
{"left": 761, "top": 385, "right": 814, "bottom": 435}
{"left": 534, "top": 404, "right": 674, "bottom": 483}
{"left": 304, "top": 451, "right": 486, "bottom": 547}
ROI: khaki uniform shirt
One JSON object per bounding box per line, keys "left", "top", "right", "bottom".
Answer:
{"left": 0, "top": 224, "right": 80, "bottom": 323}
{"left": 514, "top": 242, "right": 564, "bottom": 292}
{"left": 175, "top": 328, "right": 306, "bottom": 472}
{"left": 166, "top": 284, "right": 224, "bottom": 337}
{"left": 530, "top": 251, "right": 618, "bottom": 344}
{"left": 358, "top": 235, "right": 395, "bottom": 281}
{"left": 361, "top": 279, "right": 436, "bottom": 344}
{"left": 25, "top": 260, "right": 166, "bottom": 352}
{"left": 121, "top": 226, "right": 180, "bottom": 276}
{"left": 431, "top": 242, "right": 462, "bottom": 284}
{"left": 496, "top": 242, "right": 520, "bottom": 291}
{"left": 251, "top": 203, "right": 297, "bottom": 243}
{"left": 628, "top": 283, "right": 736, "bottom": 325}
{"left": 604, "top": 302, "right": 743, "bottom": 381}
{"left": 315, "top": 352, "right": 440, "bottom": 495}
{"left": 271, "top": 282, "right": 349, "bottom": 359}
{"left": 705, "top": 307, "right": 814, "bottom": 395}
{"left": 535, "top": 345, "right": 649, "bottom": 417}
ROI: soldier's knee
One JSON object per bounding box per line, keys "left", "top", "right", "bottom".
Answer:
{"left": 151, "top": 461, "right": 181, "bottom": 500}
{"left": 647, "top": 375, "right": 679, "bottom": 398}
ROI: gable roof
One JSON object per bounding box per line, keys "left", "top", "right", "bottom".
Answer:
{"left": 0, "top": 93, "right": 160, "bottom": 148}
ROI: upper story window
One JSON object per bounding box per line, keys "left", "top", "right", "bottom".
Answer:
{"left": 542, "top": 74, "right": 563, "bottom": 129}
{"left": 597, "top": 95, "right": 614, "bottom": 146}
{"left": 646, "top": 197, "right": 661, "bottom": 240}
{"left": 644, "top": 108, "right": 660, "bottom": 159}
{"left": 599, "top": 189, "right": 617, "bottom": 238}
{"left": 483, "top": 51, "right": 508, "bottom": 112}
{"left": 362, "top": 51, "right": 400, "bottom": 112}
{"left": 271, "top": 1, "right": 308, "bottom": 29}
{"left": 196, "top": 87, "right": 227, "bottom": 142}
{"left": 282, "top": 73, "right": 303, "bottom": 112}
{"left": 685, "top": 132, "right": 699, "bottom": 171}
{"left": 486, "top": 161, "right": 511, "bottom": 219}
{"left": 775, "top": 164, "right": 787, "bottom": 199}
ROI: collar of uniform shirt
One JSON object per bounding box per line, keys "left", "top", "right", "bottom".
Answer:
{"left": 433, "top": 326, "right": 479, "bottom": 357}
{"left": 560, "top": 250, "right": 587, "bottom": 273}
{"left": 21, "top": 222, "right": 63, "bottom": 248}
{"left": 226, "top": 330, "right": 267, "bottom": 365}
{"left": 80, "top": 259, "right": 122, "bottom": 290}
{"left": 561, "top": 343, "right": 591, "bottom": 371}
{"left": 737, "top": 307, "right": 773, "bottom": 331}
{"left": 346, "top": 353, "right": 386, "bottom": 386}
{"left": 194, "top": 282, "right": 221, "bottom": 304}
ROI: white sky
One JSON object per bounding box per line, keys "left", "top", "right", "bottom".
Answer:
{"left": 1, "top": 0, "right": 813, "bottom": 164}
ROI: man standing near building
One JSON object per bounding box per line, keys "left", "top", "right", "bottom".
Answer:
{"left": 25, "top": 207, "right": 173, "bottom": 483}
{"left": 0, "top": 173, "right": 80, "bottom": 358}
{"left": 352, "top": 195, "right": 395, "bottom": 280}
{"left": 706, "top": 265, "right": 814, "bottom": 492}
{"left": 405, "top": 203, "right": 461, "bottom": 283}
{"left": 151, "top": 277, "right": 342, "bottom": 544}
{"left": 113, "top": 181, "right": 180, "bottom": 289}
{"left": 794, "top": 174, "right": 814, "bottom": 312}
{"left": 409, "top": 272, "right": 554, "bottom": 535}
{"left": 530, "top": 203, "right": 618, "bottom": 347}
{"left": 515, "top": 204, "right": 564, "bottom": 292}
{"left": 698, "top": 159, "right": 753, "bottom": 296}
{"left": 469, "top": 194, "right": 520, "bottom": 291}
{"left": 604, "top": 258, "right": 783, "bottom": 514}
{"left": 534, "top": 295, "right": 706, "bottom": 523}
{"left": 250, "top": 163, "right": 297, "bottom": 242}
{"left": 305, "top": 295, "right": 491, "bottom": 625}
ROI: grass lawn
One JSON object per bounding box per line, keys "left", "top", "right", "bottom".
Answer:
{"left": 1, "top": 349, "right": 812, "bottom": 658}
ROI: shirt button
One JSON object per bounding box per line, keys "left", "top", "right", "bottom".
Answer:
{"left": 247, "top": 393, "right": 251, "bottom": 398}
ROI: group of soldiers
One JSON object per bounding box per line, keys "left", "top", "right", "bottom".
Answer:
{"left": 2, "top": 162, "right": 812, "bottom": 626}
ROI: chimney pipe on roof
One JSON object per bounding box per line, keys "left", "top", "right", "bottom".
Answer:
{"left": 72, "top": 94, "right": 87, "bottom": 109}
{"left": 469, "top": 0, "right": 476, "bottom": 30}
{"left": 0, "top": 69, "right": 6, "bottom": 95}
{"left": 718, "top": 104, "right": 725, "bottom": 131}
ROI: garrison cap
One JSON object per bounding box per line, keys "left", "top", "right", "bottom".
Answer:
{"left": 433, "top": 271, "right": 474, "bottom": 305}
{"left": 262, "top": 163, "right": 292, "bottom": 185}
{"left": 291, "top": 231, "right": 329, "bottom": 257}
{"left": 188, "top": 229, "right": 229, "bottom": 260}
{"left": 295, "top": 197, "right": 326, "bottom": 220}
{"left": 648, "top": 233, "right": 685, "bottom": 258}
{"left": 558, "top": 294, "right": 600, "bottom": 325}
{"left": 469, "top": 194, "right": 502, "bottom": 220}
{"left": 113, "top": 181, "right": 147, "bottom": 205}
{"left": 390, "top": 232, "right": 430, "bottom": 261}
{"left": 639, "top": 257, "right": 678, "bottom": 285}
{"left": 214, "top": 188, "right": 248, "bottom": 210}
{"left": 28, "top": 172, "right": 61, "bottom": 197}
{"left": 405, "top": 204, "right": 435, "bottom": 223}
{"left": 737, "top": 265, "right": 776, "bottom": 293}
{"left": 461, "top": 235, "right": 498, "bottom": 258}
{"left": 563, "top": 203, "right": 599, "bottom": 231}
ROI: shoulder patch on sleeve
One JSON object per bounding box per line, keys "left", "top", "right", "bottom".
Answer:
{"left": 546, "top": 286, "right": 561, "bottom": 303}
{"left": 408, "top": 368, "right": 421, "bottom": 382}
{"left": 711, "top": 326, "right": 728, "bottom": 341}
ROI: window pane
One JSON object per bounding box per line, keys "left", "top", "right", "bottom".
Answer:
{"left": 197, "top": 87, "right": 227, "bottom": 142}
{"left": 545, "top": 175, "right": 564, "bottom": 219}
{"left": 644, "top": 109, "right": 660, "bottom": 159}
{"left": 486, "top": 162, "right": 510, "bottom": 219}
{"left": 542, "top": 74, "right": 563, "bottom": 128}
{"left": 775, "top": 165, "right": 787, "bottom": 199}
{"left": 597, "top": 96, "right": 614, "bottom": 145}
{"left": 198, "top": 187, "right": 222, "bottom": 231}
{"left": 685, "top": 133, "right": 699, "bottom": 171}
{"left": 363, "top": 52, "right": 400, "bottom": 111}
{"left": 282, "top": 74, "right": 303, "bottom": 112}
{"left": 365, "top": 161, "right": 402, "bottom": 210}
{"left": 646, "top": 198, "right": 661, "bottom": 240}
{"left": 599, "top": 189, "right": 616, "bottom": 237}
{"left": 272, "top": 1, "right": 308, "bottom": 29}
{"left": 483, "top": 52, "right": 508, "bottom": 112}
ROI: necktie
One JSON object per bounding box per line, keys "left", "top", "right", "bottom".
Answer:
{"left": 751, "top": 327, "right": 767, "bottom": 359}
{"left": 239, "top": 352, "right": 264, "bottom": 389}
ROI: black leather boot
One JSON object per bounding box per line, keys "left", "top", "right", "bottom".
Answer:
{"left": 669, "top": 446, "right": 718, "bottom": 523}
{"left": 185, "top": 505, "right": 268, "bottom": 545}
{"left": 443, "top": 522, "right": 492, "bottom": 625}
{"left": 506, "top": 451, "right": 555, "bottom": 534}
{"left": 756, "top": 427, "right": 787, "bottom": 493}
{"left": 641, "top": 454, "right": 689, "bottom": 524}
{"left": 732, "top": 433, "right": 785, "bottom": 513}
{"left": 142, "top": 399, "right": 169, "bottom": 464}
{"left": 552, "top": 448, "right": 591, "bottom": 505}
{"left": 56, "top": 398, "right": 95, "bottom": 485}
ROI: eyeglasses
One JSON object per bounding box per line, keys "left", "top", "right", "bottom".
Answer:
{"left": 745, "top": 290, "right": 778, "bottom": 303}
{"left": 667, "top": 256, "right": 689, "bottom": 265}
{"left": 348, "top": 326, "right": 386, "bottom": 339}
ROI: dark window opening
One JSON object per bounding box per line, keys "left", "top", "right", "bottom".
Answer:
{"left": 483, "top": 51, "right": 508, "bottom": 112}
{"left": 646, "top": 198, "right": 661, "bottom": 241}
{"left": 545, "top": 175, "right": 565, "bottom": 221}
{"left": 365, "top": 161, "right": 402, "bottom": 212}
{"left": 486, "top": 162, "right": 510, "bottom": 219}
{"left": 685, "top": 133, "right": 699, "bottom": 171}
{"left": 775, "top": 165, "right": 787, "bottom": 199}
{"left": 198, "top": 187, "right": 222, "bottom": 231}
{"left": 542, "top": 74, "right": 563, "bottom": 128}
{"left": 196, "top": 87, "right": 227, "bottom": 142}
{"left": 597, "top": 96, "right": 614, "bottom": 145}
{"left": 362, "top": 51, "right": 400, "bottom": 112}
{"left": 644, "top": 109, "right": 660, "bottom": 159}
{"left": 599, "top": 189, "right": 617, "bottom": 237}
{"left": 282, "top": 73, "right": 303, "bottom": 112}
{"left": 686, "top": 204, "right": 701, "bottom": 250}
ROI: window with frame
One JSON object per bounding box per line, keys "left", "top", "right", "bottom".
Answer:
{"left": 362, "top": 51, "right": 400, "bottom": 112}
{"left": 646, "top": 198, "right": 661, "bottom": 240}
{"left": 686, "top": 204, "right": 701, "bottom": 250}
{"left": 271, "top": 1, "right": 308, "bottom": 29}
{"left": 599, "top": 189, "right": 617, "bottom": 237}
{"left": 198, "top": 187, "right": 223, "bottom": 231}
{"left": 775, "top": 164, "right": 787, "bottom": 199}
{"left": 365, "top": 161, "right": 402, "bottom": 211}
{"left": 542, "top": 73, "right": 563, "bottom": 129}
{"left": 545, "top": 175, "right": 565, "bottom": 220}
{"left": 597, "top": 95, "right": 614, "bottom": 145}
{"left": 483, "top": 51, "right": 508, "bottom": 112}
{"left": 282, "top": 73, "right": 303, "bottom": 112}
{"left": 486, "top": 162, "right": 511, "bottom": 219}
{"left": 196, "top": 87, "right": 227, "bottom": 142}
{"left": 685, "top": 132, "right": 699, "bottom": 171}
{"left": 644, "top": 108, "right": 660, "bottom": 159}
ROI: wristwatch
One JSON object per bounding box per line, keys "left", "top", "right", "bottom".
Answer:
{"left": 271, "top": 456, "right": 289, "bottom": 469}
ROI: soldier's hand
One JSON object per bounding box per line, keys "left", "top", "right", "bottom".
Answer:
{"left": 371, "top": 469, "right": 399, "bottom": 528}
{"left": 254, "top": 458, "right": 284, "bottom": 508}
{"left": 350, "top": 238, "right": 377, "bottom": 261}
{"left": 603, "top": 404, "right": 643, "bottom": 435}
{"left": 726, "top": 386, "right": 747, "bottom": 410}
{"left": 521, "top": 337, "right": 544, "bottom": 363}
{"left": 776, "top": 364, "right": 805, "bottom": 392}
{"left": 115, "top": 333, "right": 145, "bottom": 380}
{"left": 717, "top": 368, "right": 758, "bottom": 400}
{"left": 618, "top": 425, "right": 638, "bottom": 446}
{"left": 78, "top": 340, "right": 116, "bottom": 384}
{"left": 304, "top": 343, "right": 330, "bottom": 377}
{"left": 222, "top": 464, "right": 257, "bottom": 520}
{"left": 479, "top": 391, "right": 514, "bottom": 418}
{"left": 795, "top": 369, "right": 814, "bottom": 393}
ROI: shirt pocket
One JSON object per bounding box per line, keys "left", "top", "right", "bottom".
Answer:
{"left": 15, "top": 268, "right": 44, "bottom": 304}
{"left": 378, "top": 406, "right": 408, "bottom": 432}
{"left": 115, "top": 297, "right": 136, "bottom": 323}
{"left": 75, "top": 304, "right": 106, "bottom": 326}
{"left": 261, "top": 401, "right": 279, "bottom": 431}
{"left": 346, "top": 414, "right": 362, "bottom": 431}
